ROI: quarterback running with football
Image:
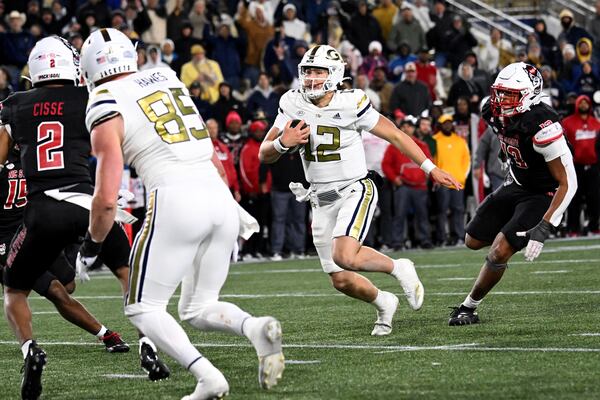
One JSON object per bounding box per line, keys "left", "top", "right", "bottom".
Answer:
{"left": 79, "top": 28, "right": 284, "bottom": 400}
{"left": 259, "top": 45, "right": 461, "bottom": 336}
{"left": 448, "top": 62, "right": 577, "bottom": 326}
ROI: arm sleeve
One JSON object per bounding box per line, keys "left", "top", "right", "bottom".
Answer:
{"left": 85, "top": 88, "right": 120, "bottom": 132}
{"left": 533, "top": 136, "right": 577, "bottom": 226}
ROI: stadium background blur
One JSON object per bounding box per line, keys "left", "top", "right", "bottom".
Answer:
{"left": 1, "top": 0, "right": 599, "bottom": 261}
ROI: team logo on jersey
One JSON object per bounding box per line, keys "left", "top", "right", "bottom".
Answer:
{"left": 296, "top": 110, "right": 305, "bottom": 116}
{"left": 333, "top": 113, "right": 341, "bottom": 119}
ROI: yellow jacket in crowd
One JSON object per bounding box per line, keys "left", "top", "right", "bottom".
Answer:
{"left": 433, "top": 131, "right": 471, "bottom": 187}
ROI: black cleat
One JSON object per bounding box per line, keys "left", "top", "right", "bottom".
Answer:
{"left": 448, "top": 306, "right": 480, "bottom": 326}
{"left": 101, "top": 331, "right": 130, "bottom": 353}
{"left": 140, "top": 343, "right": 170, "bottom": 381}
{"left": 21, "top": 341, "right": 47, "bottom": 400}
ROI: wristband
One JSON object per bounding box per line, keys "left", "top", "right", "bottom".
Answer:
{"left": 81, "top": 231, "right": 103, "bottom": 257}
{"left": 420, "top": 159, "right": 436, "bottom": 174}
{"left": 272, "top": 137, "right": 290, "bottom": 154}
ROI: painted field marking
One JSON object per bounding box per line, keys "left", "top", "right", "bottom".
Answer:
{"left": 0, "top": 340, "right": 598, "bottom": 353}
{"left": 531, "top": 270, "right": 570, "bottom": 274}
{"left": 438, "top": 278, "right": 474, "bottom": 281}
{"left": 102, "top": 374, "right": 147, "bottom": 379}
{"left": 570, "top": 333, "right": 600, "bottom": 337}
{"left": 32, "top": 311, "right": 59, "bottom": 315}
{"left": 285, "top": 360, "right": 321, "bottom": 364}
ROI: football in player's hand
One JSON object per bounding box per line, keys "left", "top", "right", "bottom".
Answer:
{"left": 286, "top": 119, "right": 307, "bottom": 153}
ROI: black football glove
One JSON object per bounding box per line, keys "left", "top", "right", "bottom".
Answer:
{"left": 516, "top": 220, "right": 554, "bottom": 261}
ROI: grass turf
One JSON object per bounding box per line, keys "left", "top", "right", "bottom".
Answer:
{"left": 0, "top": 238, "right": 599, "bottom": 399}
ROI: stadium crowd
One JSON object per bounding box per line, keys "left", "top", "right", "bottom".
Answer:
{"left": 1, "top": 0, "right": 599, "bottom": 261}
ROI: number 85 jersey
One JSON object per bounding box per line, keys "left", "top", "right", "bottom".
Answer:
{"left": 273, "top": 89, "right": 380, "bottom": 186}
{"left": 0, "top": 86, "right": 92, "bottom": 197}
{"left": 85, "top": 68, "right": 213, "bottom": 190}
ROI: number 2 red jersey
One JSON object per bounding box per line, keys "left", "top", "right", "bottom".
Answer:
{"left": 0, "top": 86, "right": 92, "bottom": 196}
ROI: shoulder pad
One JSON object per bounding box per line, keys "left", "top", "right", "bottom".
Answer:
{"left": 533, "top": 120, "right": 563, "bottom": 145}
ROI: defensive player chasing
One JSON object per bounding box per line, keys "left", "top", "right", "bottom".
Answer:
{"left": 0, "top": 36, "right": 168, "bottom": 400}
{"left": 449, "top": 63, "right": 577, "bottom": 326}
{"left": 80, "top": 28, "right": 284, "bottom": 400}
{"left": 259, "top": 45, "right": 461, "bottom": 336}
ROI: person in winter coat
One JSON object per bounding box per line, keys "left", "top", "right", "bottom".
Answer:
{"left": 562, "top": 95, "right": 600, "bottom": 234}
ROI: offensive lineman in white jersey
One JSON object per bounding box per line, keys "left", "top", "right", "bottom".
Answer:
{"left": 78, "top": 28, "right": 284, "bottom": 399}
{"left": 260, "top": 45, "right": 462, "bottom": 336}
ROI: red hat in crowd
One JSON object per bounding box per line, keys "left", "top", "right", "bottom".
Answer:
{"left": 249, "top": 120, "right": 267, "bottom": 133}
{"left": 225, "top": 111, "right": 242, "bottom": 128}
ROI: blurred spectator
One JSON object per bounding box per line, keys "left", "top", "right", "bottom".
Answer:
{"left": 174, "top": 20, "right": 202, "bottom": 68}
{"left": 534, "top": 19, "right": 560, "bottom": 69}
{"left": 267, "top": 149, "right": 308, "bottom": 260}
{"left": 473, "top": 126, "right": 505, "bottom": 193}
{"left": 347, "top": 0, "right": 383, "bottom": 57}
{"left": 208, "top": 18, "right": 243, "bottom": 89}
{"left": 446, "top": 15, "right": 478, "bottom": 73}
{"left": 433, "top": 114, "right": 470, "bottom": 245}
{"left": 372, "top": 0, "right": 398, "bottom": 43}
{"left": 447, "top": 62, "right": 484, "bottom": 110}
{"left": 188, "top": 81, "right": 213, "bottom": 121}
{"left": 188, "top": 0, "right": 211, "bottom": 41}
{"left": 51, "top": 0, "right": 69, "bottom": 31}
{"left": 562, "top": 95, "right": 600, "bottom": 235}
{"left": 390, "top": 62, "right": 431, "bottom": 117}
{"left": 24, "top": 1, "right": 41, "bottom": 30}
{"left": 136, "top": 46, "right": 147, "bottom": 70}
{"left": 282, "top": 3, "right": 310, "bottom": 42}
{"left": 388, "top": 42, "right": 417, "bottom": 83}
{"left": 67, "top": 32, "right": 83, "bottom": 52}
{"left": 221, "top": 110, "right": 245, "bottom": 165}
{"left": 167, "top": 0, "right": 187, "bottom": 42}
{"left": 207, "top": 118, "right": 241, "bottom": 202}
{"left": 558, "top": 8, "right": 593, "bottom": 48}
{"left": 355, "top": 73, "right": 381, "bottom": 111}
{"left": 40, "top": 7, "right": 61, "bottom": 36}
{"left": 359, "top": 41, "right": 388, "bottom": 81}
{"left": 180, "top": 44, "right": 223, "bottom": 103}
{"left": 575, "top": 61, "right": 600, "bottom": 98}
{"left": 160, "top": 39, "right": 178, "bottom": 68}
{"left": 213, "top": 82, "right": 245, "bottom": 129}
{"left": 77, "top": 0, "right": 110, "bottom": 27}
{"left": 558, "top": 44, "right": 578, "bottom": 92}
{"left": 239, "top": 119, "right": 272, "bottom": 260}
{"left": 540, "top": 65, "right": 565, "bottom": 110}
{"left": 415, "top": 47, "right": 438, "bottom": 100}
{"left": 246, "top": 72, "right": 280, "bottom": 125}
{"left": 416, "top": 116, "right": 436, "bottom": 157}
{"left": 141, "top": 45, "right": 170, "bottom": 70}
{"left": 236, "top": 1, "right": 275, "bottom": 87}
{"left": 479, "top": 27, "right": 514, "bottom": 72}
{"left": 452, "top": 96, "right": 472, "bottom": 140}
{"left": 427, "top": 0, "right": 454, "bottom": 68}
{"left": 0, "top": 11, "right": 35, "bottom": 71}
{"left": 0, "top": 66, "right": 14, "bottom": 101}
{"left": 382, "top": 117, "right": 433, "bottom": 249}
{"left": 263, "top": 25, "right": 295, "bottom": 82}
{"left": 142, "top": 0, "right": 167, "bottom": 46}
{"left": 369, "top": 66, "right": 394, "bottom": 115}
{"left": 576, "top": 37, "right": 595, "bottom": 67}
{"left": 388, "top": 6, "right": 426, "bottom": 56}
{"left": 110, "top": 9, "right": 126, "bottom": 28}
{"left": 290, "top": 40, "right": 309, "bottom": 76}
{"left": 463, "top": 51, "right": 490, "bottom": 96}
{"left": 411, "top": 0, "right": 434, "bottom": 33}
{"left": 339, "top": 40, "right": 363, "bottom": 78}
{"left": 80, "top": 10, "right": 98, "bottom": 38}
{"left": 526, "top": 40, "right": 547, "bottom": 69}
{"left": 124, "top": 2, "right": 151, "bottom": 38}
{"left": 250, "top": 0, "right": 276, "bottom": 27}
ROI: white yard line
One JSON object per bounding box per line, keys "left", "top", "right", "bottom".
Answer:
{"left": 0, "top": 340, "right": 598, "bottom": 353}
{"left": 285, "top": 360, "right": 321, "bottom": 364}
{"left": 569, "top": 333, "right": 600, "bottom": 337}
{"left": 438, "top": 278, "right": 474, "bottom": 281}
{"left": 531, "top": 270, "right": 570, "bottom": 274}
{"left": 102, "top": 374, "right": 147, "bottom": 379}
{"left": 32, "top": 311, "right": 59, "bottom": 315}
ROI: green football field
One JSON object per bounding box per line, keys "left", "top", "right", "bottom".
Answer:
{"left": 1, "top": 238, "right": 599, "bottom": 399}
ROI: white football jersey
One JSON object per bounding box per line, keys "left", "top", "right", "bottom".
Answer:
{"left": 85, "top": 68, "right": 213, "bottom": 190}
{"left": 273, "top": 89, "right": 380, "bottom": 187}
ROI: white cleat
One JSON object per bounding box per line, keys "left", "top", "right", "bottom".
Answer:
{"left": 394, "top": 258, "right": 425, "bottom": 311}
{"left": 371, "top": 291, "right": 399, "bottom": 336}
{"left": 181, "top": 362, "right": 229, "bottom": 400}
{"left": 248, "top": 317, "right": 285, "bottom": 389}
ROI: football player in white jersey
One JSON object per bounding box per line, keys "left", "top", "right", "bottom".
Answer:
{"left": 79, "top": 28, "right": 284, "bottom": 399}
{"left": 259, "top": 45, "right": 461, "bottom": 336}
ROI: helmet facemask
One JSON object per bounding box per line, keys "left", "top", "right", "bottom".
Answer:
{"left": 298, "top": 45, "right": 346, "bottom": 100}
{"left": 490, "top": 85, "right": 524, "bottom": 118}
{"left": 299, "top": 66, "right": 332, "bottom": 100}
